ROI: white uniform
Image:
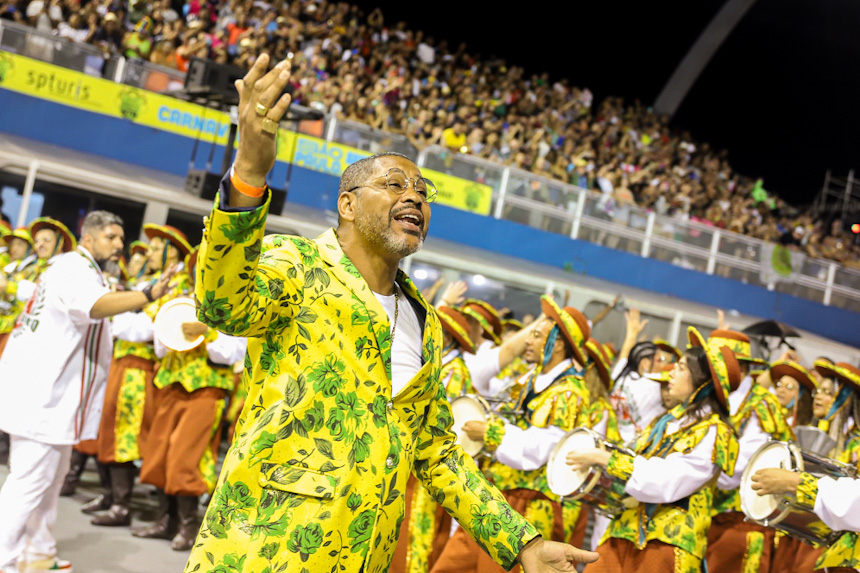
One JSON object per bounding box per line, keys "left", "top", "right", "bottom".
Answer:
{"left": 0, "top": 246, "right": 112, "bottom": 568}
{"left": 464, "top": 339, "right": 504, "bottom": 397}
{"left": 717, "top": 376, "right": 770, "bottom": 491}
{"left": 610, "top": 358, "right": 664, "bottom": 445}
{"left": 813, "top": 476, "right": 860, "bottom": 532}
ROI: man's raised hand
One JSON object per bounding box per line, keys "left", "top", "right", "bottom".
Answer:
{"left": 232, "top": 54, "right": 292, "bottom": 189}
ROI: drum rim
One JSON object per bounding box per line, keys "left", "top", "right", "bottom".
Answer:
{"left": 450, "top": 394, "right": 491, "bottom": 457}
{"left": 740, "top": 440, "right": 801, "bottom": 526}
{"left": 154, "top": 296, "right": 205, "bottom": 352}
{"left": 547, "top": 427, "right": 602, "bottom": 498}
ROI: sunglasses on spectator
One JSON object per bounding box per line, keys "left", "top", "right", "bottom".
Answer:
{"left": 347, "top": 168, "right": 438, "bottom": 203}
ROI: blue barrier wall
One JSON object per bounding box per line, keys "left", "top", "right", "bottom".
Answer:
{"left": 2, "top": 88, "right": 859, "bottom": 347}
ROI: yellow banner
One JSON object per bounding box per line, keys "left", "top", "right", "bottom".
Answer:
{"left": 290, "top": 134, "right": 492, "bottom": 215}
{"left": 0, "top": 51, "right": 493, "bottom": 214}
{"left": 0, "top": 50, "right": 233, "bottom": 143}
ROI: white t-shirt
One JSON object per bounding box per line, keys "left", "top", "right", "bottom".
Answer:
{"left": 0, "top": 247, "right": 112, "bottom": 445}
{"left": 373, "top": 284, "right": 423, "bottom": 397}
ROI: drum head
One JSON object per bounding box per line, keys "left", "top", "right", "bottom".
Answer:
{"left": 741, "top": 441, "right": 792, "bottom": 522}
{"left": 547, "top": 429, "right": 599, "bottom": 497}
{"left": 154, "top": 298, "right": 204, "bottom": 352}
{"left": 451, "top": 396, "right": 488, "bottom": 457}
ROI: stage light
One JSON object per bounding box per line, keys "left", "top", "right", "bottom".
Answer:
{"left": 414, "top": 268, "right": 428, "bottom": 280}
{"left": 472, "top": 274, "right": 486, "bottom": 286}
{"left": 852, "top": 224, "right": 860, "bottom": 234}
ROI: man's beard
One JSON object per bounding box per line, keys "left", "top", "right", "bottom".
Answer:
{"left": 355, "top": 206, "right": 424, "bottom": 258}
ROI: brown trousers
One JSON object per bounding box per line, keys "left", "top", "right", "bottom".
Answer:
{"left": 139, "top": 384, "right": 225, "bottom": 496}
{"left": 586, "top": 537, "right": 693, "bottom": 572}
{"left": 96, "top": 354, "right": 156, "bottom": 464}
{"left": 389, "top": 474, "right": 452, "bottom": 573}
{"left": 770, "top": 534, "right": 821, "bottom": 573}
{"left": 430, "top": 488, "right": 564, "bottom": 573}
{"left": 706, "top": 511, "right": 774, "bottom": 573}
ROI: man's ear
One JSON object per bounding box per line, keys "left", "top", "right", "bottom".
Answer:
{"left": 338, "top": 191, "right": 356, "bottom": 223}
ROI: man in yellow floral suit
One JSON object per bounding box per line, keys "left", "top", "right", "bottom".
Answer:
{"left": 184, "top": 54, "right": 598, "bottom": 573}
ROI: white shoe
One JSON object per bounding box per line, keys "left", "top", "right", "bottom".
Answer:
{"left": 19, "top": 557, "right": 72, "bottom": 572}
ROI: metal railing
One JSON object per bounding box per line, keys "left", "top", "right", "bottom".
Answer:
{"left": 3, "top": 18, "right": 860, "bottom": 312}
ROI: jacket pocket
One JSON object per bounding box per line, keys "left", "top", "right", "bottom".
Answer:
{"left": 258, "top": 461, "right": 339, "bottom": 499}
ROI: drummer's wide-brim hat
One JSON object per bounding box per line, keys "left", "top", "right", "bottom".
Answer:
{"left": 689, "top": 326, "right": 741, "bottom": 411}
{"left": 645, "top": 371, "right": 672, "bottom": 384}
{"left": 29, "top": 217, "right": 76, "bottom": 253}
{"left": 815, "top": 361, "right": 860, "bottom": 394}
{"left": 129, "top": 240, "right": 149, "bottom": 257}
{"left": 653, "top": 338, "right": 682, "bottom": 360}
{"left": 585, "top": 338, "right": 613, "bottom": 389}
{"left": 437, "top": 306, "right": 477, "bottom": 354}
{"left": 770, "top": 360, "right": 817, "bottom": 393}
{"left": 708, "top": 329, "right": 768, "bottom": 367}
{"left": 143, "top": 224, "right": 192, "bottom": 258}
{"left": 540, "top": 295, "right": 590, "bottom": 367}
{"left": 461, "top": 299, "right": 502, "bottom": 345}
{"left": 4, "top": 228, "right": 32, "bottom": 247}
{"left": 501, "top": 318, "right": 524, "bottom": 332}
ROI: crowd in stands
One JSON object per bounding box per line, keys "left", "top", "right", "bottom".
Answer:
{"left": 2, "top": 0, "right": 859, "bottom": 269}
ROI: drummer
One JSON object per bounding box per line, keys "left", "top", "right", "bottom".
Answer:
{"left": 705, "top": 329, "right": 793, "bottom": 573}
{"left": 813, "top": 360, "right": 856, "bottom": 454}
{"left": 0, "top": 228, "right": 37, "bottom": 357}
{"left": 125, "top": 240, "right": 150, "bottom": 285}
{"left": 581, "top": 339, "right": 622, "bottom": 551}
{"left": 567, "top": 327, "right": 739, "bottom": 571}
{"left": 391, "top": 305, "right": 477, "bottom": 573}
{"left": 430, "top": 296, "right": 592, "bottom": 573}
{"left": 85, "top": 227, "right": 191, "bottom": 528}
{"left": 653, "top": 338, "right": 681, "bottom": 373}
{"left": 135, "top": 247, "right": 246, "bottom": 550}
{"left": 751, "top": 363, "right": 860, "bottom": 572}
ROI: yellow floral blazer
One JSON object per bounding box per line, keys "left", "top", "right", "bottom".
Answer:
{"left": 185, "top": 192, "right": 539, "bottom": 573}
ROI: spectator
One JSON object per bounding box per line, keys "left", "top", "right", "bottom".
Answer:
{"left": 25, "top": 0, "right": 62, "bottom": 31}
{"left": 122, "top": 15, "right": 153, "bottom": 60}
{"left": 441, "top": 120, "right": 466, "bottom": 152}
{"left": 90, "top": 12, "right": 124, "bottom": 55}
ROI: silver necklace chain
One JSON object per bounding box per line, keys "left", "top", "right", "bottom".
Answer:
{"left": 390, "top": 285, "right": 400, "bottom": 348}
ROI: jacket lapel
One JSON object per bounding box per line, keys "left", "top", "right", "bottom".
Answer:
{"left": 314, "top": 229, "right": 393, "bottom": 378}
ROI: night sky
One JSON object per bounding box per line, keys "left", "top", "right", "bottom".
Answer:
{"left": 352, "top": 0, "right": 860, "bottom": 211}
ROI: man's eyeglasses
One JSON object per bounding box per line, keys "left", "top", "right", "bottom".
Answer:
{"left": 347, "top": 168, "right": 438, "bottom": 203}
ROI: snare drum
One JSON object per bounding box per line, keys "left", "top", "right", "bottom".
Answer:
{"left": 450, "top": 395, "right": 492, "bottom": 457}
{"left": 741, "top": 440, "right": 857, "bottom": 545}
{"left": 546, "top": 427, "right": 637, "bottom": 516}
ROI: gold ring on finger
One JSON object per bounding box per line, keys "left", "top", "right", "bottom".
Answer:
{"left": 261, "top": 118, "right": 278, "bottom": 134}
{"left": 255, "top": 102, "right": 269, "bottom": 117}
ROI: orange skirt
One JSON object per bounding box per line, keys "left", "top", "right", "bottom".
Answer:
{"left": 706, "top": 511, "right": 774, "bottom": 573}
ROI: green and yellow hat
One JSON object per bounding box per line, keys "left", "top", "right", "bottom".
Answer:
{"left": 143, "top": 224, "right": 192, "bottom": 258}
{"left": 461, "top": 299, "right": 502, "bottom": 345}
{"left": 654, "top": 338, "right": 682, "bottom": 360}
{"left": 815, "top": 361, "right": 860, "bottom": 394}
{"left": 501, "top": 318, "right": 524, "bottom": 332}
{"left": 770, "top": 361, "right": 817, "bottom": 393}
{"left": 645, "top": 371, "right": 672, "bottom": 384}
{"left": 29, "top": 217, "right": 76, "bottom": 253}
{"left": 129, "top": 240, "right": 149, "bottom": 257}
{"left": 688, "top": 326, "right": 742, "bottom": 412}
{"left": 3, "top": 228, "right": 32, "bottom": 247}
{"left": 437, "top": 306, "right": 477, "bottom": 354}
{"left": 540, "top": 295, "right": 590, "bottom": 367}
{"left": 707, "top": 329, "right": 768, "bottom": 367}
{"left": 585, "top": 338, "right": 613, "bottom": 389}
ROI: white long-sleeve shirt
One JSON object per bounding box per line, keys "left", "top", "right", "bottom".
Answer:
{"left": 464, "top": 339, "right": 503, "bottom": 397}
{"left": 626, "top": 409, "right": 721, "bottom": 504}
{"left": 610, "top": 358, "right": 665, "bottom": 446}
{"left": 813, "top": 476, "right": 860, "bottom": 532}
{"left": 494, "top": 359, "right": 572, "bottom": 471}
{"left": 717, "top": 376, "right": 770, "bottom": 492}
{"left": 111, "top": 311, "right": 154, "bottom": 343}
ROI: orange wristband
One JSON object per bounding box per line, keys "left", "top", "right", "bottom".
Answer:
{"left": 230, "top": 167, "right": 266, "bottom": 198}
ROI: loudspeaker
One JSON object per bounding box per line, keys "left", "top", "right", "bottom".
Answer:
{"left": 183, "top": 58, "right": 246, "bottom": 105}
{"left": 186, "top": 169, "right": 287, "bottom": 214}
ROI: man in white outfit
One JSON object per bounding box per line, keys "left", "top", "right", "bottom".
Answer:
{"left": 0, "top": 211, "right": 174, "bottom": 573}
